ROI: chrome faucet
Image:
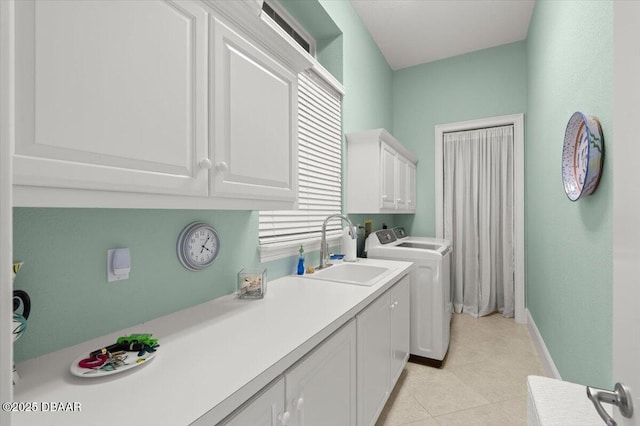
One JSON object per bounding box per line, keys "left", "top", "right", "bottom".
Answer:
{"left": 318, "top": 214, "right": 357, "bottom": 270}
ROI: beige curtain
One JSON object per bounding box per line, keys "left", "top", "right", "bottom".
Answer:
{"left": 444, "top": 125, "right": 515, "bottom": 318}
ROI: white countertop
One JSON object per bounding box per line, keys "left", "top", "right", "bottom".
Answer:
{"left": 12, "top": 258, "right": 412, "bottom": 426}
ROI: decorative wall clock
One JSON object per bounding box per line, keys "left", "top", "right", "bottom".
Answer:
{"left": 176, "top": 222, "right": 220, "bottom": 271}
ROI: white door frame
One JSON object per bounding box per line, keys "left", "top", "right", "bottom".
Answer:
{"left": 1, "top": 0, "right": 15, "bottom": 424}
{"left": 434, "top": 113, "right": 525, "bottom": 323}
{"left": 613, "top": 2, "right": 640, "bottom": 424}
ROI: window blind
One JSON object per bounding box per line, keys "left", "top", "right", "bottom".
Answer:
{"left": 259, "top": 70, "right": 343, "bottom": 250}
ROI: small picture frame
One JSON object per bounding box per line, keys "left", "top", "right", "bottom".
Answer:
{"left": 237, "top": 268, "right": 267, "bottom": 299}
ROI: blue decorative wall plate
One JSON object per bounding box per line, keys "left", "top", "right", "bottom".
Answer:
{"left": 562, "top": 112, "right": 604, "bottom": 201}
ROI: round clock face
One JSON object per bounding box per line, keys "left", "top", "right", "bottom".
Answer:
{"left": 177, "top": 222, "right": 220, "bottom": 271}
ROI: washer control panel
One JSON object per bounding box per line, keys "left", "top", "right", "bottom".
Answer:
{"left": 374, "top": 229, "right": 397, "bottom": 245}
{"left": 392, "top": 227, "right": 407, "bottom": 239}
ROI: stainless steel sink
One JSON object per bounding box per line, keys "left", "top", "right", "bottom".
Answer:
{"left": 301, "top": 262, "right": 391, "bottom": 286}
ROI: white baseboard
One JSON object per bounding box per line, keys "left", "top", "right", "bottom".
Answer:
{"left": 526, "top": 309, "right": 561, "bottom": 379}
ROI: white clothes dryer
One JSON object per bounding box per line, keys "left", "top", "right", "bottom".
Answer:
{"left": 365, "top": 226, "right": 452, "bottom": 366}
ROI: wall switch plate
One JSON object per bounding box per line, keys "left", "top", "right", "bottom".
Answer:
{"left": 107, "top": 248, "right": 130, "bottom": 282}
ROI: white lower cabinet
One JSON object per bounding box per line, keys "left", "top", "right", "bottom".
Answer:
{"left": 389, "top": 276, "right": 411, "bottom": 386}
{"left": 221, "top": 377, "right": 286, "bottom": 426}
{"left": 286, "top": 320, "right": 357, "bottom": 426}
{"left": 221, "top": 320, "right": 357, "bottom": 426}
{"left": 219, "top": 276, "right": 409, "bottom": 426}
{"left": 357, "top": 275, "right": 410, "bottom": 426}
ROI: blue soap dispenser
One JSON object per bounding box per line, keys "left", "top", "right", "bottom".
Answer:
{"left": 297, "top": 245, "right": 305, "bottom": 275}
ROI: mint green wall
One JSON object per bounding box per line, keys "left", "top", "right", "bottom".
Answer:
{"left": 278, "top": 0, "right": 343, "bottom": 81}
{"left": 392, "top": 42, "right": 527, "bottom": 237}
{"left": 319, "top": 0, "right": 393, "bottom": 134}
{"left": 526, "top": 0, "right": 612, "bottom": 387}
{"left": 318, "top": 0, "right": 397, "bottom": 235}
{"left": 12, "top": 209, "right": 258, "bottom": 362}
{"left": 12, "top": 0, "right": 396, "bottom": 362}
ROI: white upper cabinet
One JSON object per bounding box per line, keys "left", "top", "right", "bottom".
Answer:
{"left": 14, "top": 0, "right": 210, "bottom": 197}
{"left": 346, "top": 129, "right": 418, "bottom": 214}
{"left": 407, "top": 162, "right": 417, "bottom": 211}
{"left": 211, "top": 17, "right": 297, "bottom": 203}
{"left": 11, "top": 0, "right": 311, "bottom": 209}
{"left": 380, "top": 143, "right": 398, "bottom": 210}
{"left": 396, "top": 155, "right": 408, "bottom": 209}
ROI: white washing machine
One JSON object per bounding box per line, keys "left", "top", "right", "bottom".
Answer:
{"left": 365, "top": 226, "right": 452, "bottom": 366}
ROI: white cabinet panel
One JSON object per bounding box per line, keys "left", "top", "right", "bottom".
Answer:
{"left": 286, "top": 320, "right": 357, "bottom": 426}
{"left": 221, "top": 378, "right": 285, "bottom": 426}
{"left": 11, "top": 0, "right": 311, "bottom": 209}
{"left": 357, "top": 276, "right": 411, "bottom": 426}
{"left": 396, "top": 155, "right": 408, "bottom": 209}
{"left": 407, "top": 163, "right": 417, "bottom": 211}
{"left": 14, "top": 0, "right": 209, "bottom": 196}
{"left": 380, "top": 143, "right": 397, "bottom": 209}
{"left": 389, "top": 275, "right": 410, "bottom": 386}
{"left": 212, "top": 17, "right": 297, "bottom": 202}
{"left": 346, "top": 129, "right": 417, "bottom": 214}
{"left": 357, "top": 292, "right": 392, "bottom": 426}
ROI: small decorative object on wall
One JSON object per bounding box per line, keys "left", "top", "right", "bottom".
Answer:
{"left": 12, "top": 261, "right": 30, "bottom": 385}
{"left": 562, "top": 111, "right": 604, "bottom": 201}
{"left": 176, "top": 222, "right": 220, "bottom": 271}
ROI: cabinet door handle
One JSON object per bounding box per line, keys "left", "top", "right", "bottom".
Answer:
{"left": 198, "top": 158, "right": 212, "bottom": 170}
{"left": 293, "top": 396, "right": 304, "bottom": 410}
{"left": 277, "top": 411, "right": 291, "bottom": 426}
{"left": 215, "top": 161, "right": 229, "bottom": 172}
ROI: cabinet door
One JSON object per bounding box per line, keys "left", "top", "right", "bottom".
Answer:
{"left": 212, "top": 18, "right": 297, "bottom": 203}
{"left": 380, "top": 143, "right": 397, "bottom": 209}
{"left": 221, "top": 377, "right": 286, "bottom": 426}
{"left": 389, "top": 275, "right": 411, "bottom": 386}
{"left": 14, "top": 0, "right": 209, "bottom": 196}
{"left": 407, "top": 162, "right": 417, "bottom": 211}
{"left": 396, "top": 156, "right": 408, "bottom": 209}
{"left": 286, "top": 321, "right": 357, "bottom": 426}
{"left": 357, "top": 292, "right": 392, "bottom": 426}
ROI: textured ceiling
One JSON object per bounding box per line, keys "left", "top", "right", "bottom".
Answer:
{"left": 350, "top": 0, "right": 535, "bottom": 70}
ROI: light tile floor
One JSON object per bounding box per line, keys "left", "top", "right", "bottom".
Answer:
{"left": 376, "top": 313, "right": 548, "bottom": 426}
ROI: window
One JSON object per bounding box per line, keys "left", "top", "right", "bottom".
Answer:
{"left": 259, "top": 70, "right": 343, "bottom": 262}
